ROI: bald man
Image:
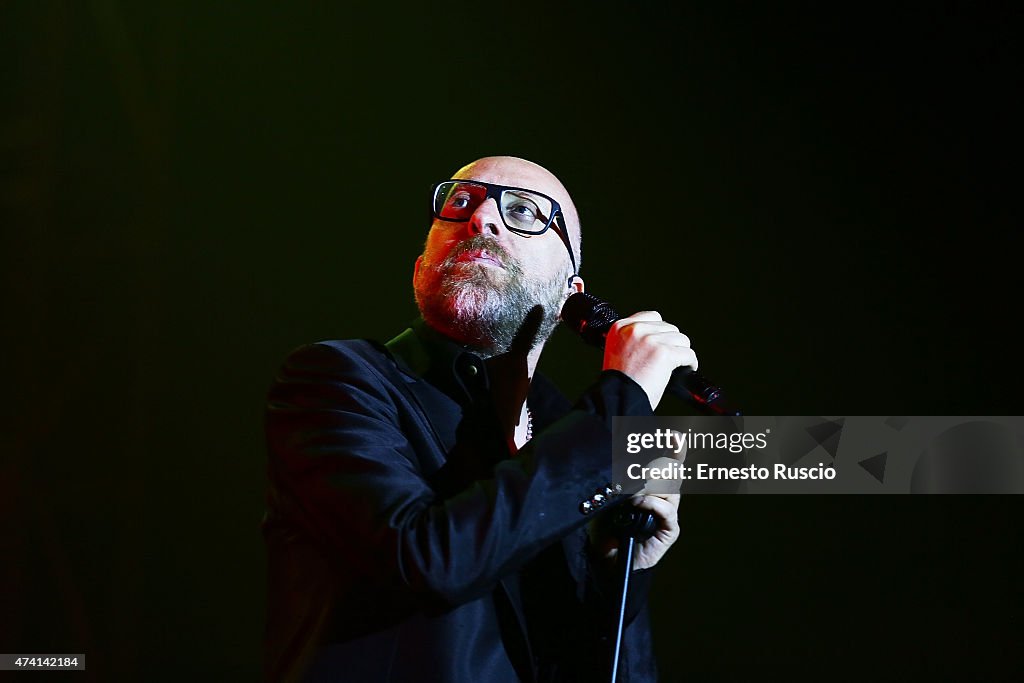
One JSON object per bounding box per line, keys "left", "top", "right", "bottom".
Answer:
{"left": 263, "top": 157, "right": 696, "bottom": 682}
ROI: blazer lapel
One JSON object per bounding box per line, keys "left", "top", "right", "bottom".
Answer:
{"left": 383, "top": 329, "right": 537, "bottom": 682}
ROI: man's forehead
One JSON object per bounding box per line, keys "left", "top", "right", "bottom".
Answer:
{"left": 453, "top": 157, "right": 567, "bottom": 201}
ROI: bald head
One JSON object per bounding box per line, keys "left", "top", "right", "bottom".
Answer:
{"left": 451, "top": 156, "right": 582, "bottom": 270}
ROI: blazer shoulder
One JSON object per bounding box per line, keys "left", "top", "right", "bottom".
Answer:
{"left": 268, "top": 339, "right": 408, "bottom": 410}
{"left": 277, "top": 338, "right": 395, "bottom": 377}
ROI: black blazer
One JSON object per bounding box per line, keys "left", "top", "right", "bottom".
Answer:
{"left": 263, "top": 322, "right": 658, "bottom": 682}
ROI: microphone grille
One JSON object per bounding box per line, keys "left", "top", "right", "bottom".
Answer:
{"left": 561, "top": 292, "right": 621, "bottom": 347}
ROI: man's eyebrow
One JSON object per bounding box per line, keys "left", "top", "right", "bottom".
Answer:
{"left": 506, "top": 189, "right": 541, "bottom": 199}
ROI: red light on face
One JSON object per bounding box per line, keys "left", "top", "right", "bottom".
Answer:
{"left": 438, "top": 182, "right": 488, "bottom": 220}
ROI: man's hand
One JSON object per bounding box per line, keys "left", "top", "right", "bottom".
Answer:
{"left": 603, "top": 311, "right": 698, "bottom": 410}
{"left": 589, "top": 432, "right": 687, "bottom": 571}
{"left": 589, "top": 492, "right": 681, "bottom": 571}
{"left": 625, "top": 492, "right": 681, "bottom": 570}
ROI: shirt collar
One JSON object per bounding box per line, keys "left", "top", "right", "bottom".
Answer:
{"left": 385, "top": 318, "right": 490, "bottom": 408}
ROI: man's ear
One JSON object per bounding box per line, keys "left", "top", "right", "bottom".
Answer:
{"left": 558, "top": 276, "right": 585, "bottom": 321}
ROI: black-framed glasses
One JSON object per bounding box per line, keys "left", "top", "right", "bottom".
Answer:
{"left": 430, "top": 179, "right": 578, "bottom": 285}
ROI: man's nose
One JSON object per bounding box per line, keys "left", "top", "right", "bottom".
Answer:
{"left": 468, "top": 198, "right": 503, "bottom": 236}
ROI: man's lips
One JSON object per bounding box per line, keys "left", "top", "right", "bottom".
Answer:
{"left": 455, "top": 248, "right": 504, "bottom": 268}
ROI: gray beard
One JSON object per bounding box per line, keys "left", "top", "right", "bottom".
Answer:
{"left": 415, "top": 240, "right": 566, "bottom": 357}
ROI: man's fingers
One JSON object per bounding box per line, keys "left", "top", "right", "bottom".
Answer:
{"left": 647, "top": 329, "right": 690, "bottom": 347}
{"left": 618, "top": 321, "right": 681, "bottom": 336}
{"left": 630, "top": 493, "right": 681, "bottom": 519}
{"left": 616, "top": 322, "right": 690, "bottom": 346}
{"left": 620, "top": 311, "right": 663, "bottom": 324}
{"left": 677, "top": 347, "right": 698, "bottom": 371}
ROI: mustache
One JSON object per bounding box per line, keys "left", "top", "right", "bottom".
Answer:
{"left": 443, "top": 236, "right": 515, "bottom": 270}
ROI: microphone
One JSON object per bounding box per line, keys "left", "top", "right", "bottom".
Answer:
{"left": 561, "top": 292, "right": 742, "bottom": 416}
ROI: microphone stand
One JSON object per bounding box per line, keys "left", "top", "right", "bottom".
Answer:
{"left": 609, "top": 507, "right": 657, "bottom": 683}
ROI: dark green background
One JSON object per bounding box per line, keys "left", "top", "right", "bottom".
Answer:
{"left": 4, "top": 2, "right": 1021, "bottom": 680}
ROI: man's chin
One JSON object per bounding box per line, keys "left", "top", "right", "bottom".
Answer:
{"left": 420, "top": 308, "right": 502, "bottom": 353}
